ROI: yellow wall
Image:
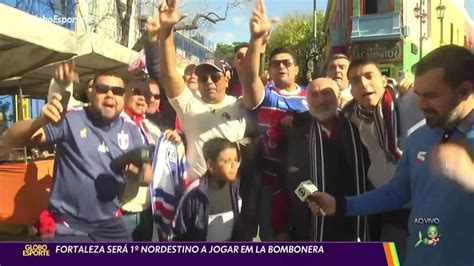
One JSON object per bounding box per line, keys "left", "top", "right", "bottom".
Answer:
{"left": 425, "top": 0, "right": 465, "bottom": 52}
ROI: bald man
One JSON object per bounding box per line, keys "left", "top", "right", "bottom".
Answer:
{"left": 280, "top": 78, "right": 371, "bottom": 241}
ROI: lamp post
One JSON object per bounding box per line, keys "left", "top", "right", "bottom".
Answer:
{"left": 311, "top": 0, "right": 320, "bottom": 79}
{"left": 414, "top": 0, "right": 428, "bottom": 60}
{"left": 436, "top": 0, "right": 446, "bottom": 46}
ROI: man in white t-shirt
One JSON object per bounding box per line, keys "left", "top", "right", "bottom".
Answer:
{"left": 155, "top": 0, "right": 247, "bottom": 180}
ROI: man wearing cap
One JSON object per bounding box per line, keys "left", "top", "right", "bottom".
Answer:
{"left": 153, "top": 0, "right": 247, "bottom": 184}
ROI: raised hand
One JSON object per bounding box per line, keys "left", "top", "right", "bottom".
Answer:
{"left": 396, "top": 77, "right": 414, "bottom": 96}
{"left": 163, "top": 129, "right": 182, "bottom": 143}
{"left": 40, "top": 93, "right": 64, "bottom": 124}
{"left": 249, "top": 0, "right": 271, "bottom": 40}
{"left": 159, "top": 0, "right": 187, "bottom": 33}
{"left": 146, "top": 6, "right": 161, "bottom": 41}
{"left": 54, "top": 61, "right": 77, "bottom": 84}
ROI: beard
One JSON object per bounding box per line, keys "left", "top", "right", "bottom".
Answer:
{"left": 425, "top": 106, "right": 460, "bottom": 128}
{"left": 424, "top": 94, "right": 464, "bottom": 128}
{"left": 309, "top": 104, "right": 338, "bottom": 123}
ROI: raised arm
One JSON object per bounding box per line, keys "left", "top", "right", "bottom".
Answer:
{"left": 2, "top": 93, "right": 63, "bottom": 148}
{"left": 239, "top": 0, "right": 271, "bottom": 109}
{"left": 144, "top": 10, "right": 161, "bottom": 83}
{"left": 3, "top": 62, "right": 73, "bottom": 148}
{"left": 158, "top": 0, "right": 187, "bottom": 99}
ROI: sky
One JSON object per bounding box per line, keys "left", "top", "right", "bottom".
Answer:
{"left": 182, "top": 0, "right": 328, "bottom": 45}
{"left": 466, "top": 0, "right": 474, "bottom": 21}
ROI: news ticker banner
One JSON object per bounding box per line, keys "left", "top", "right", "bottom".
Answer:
{"left": 0, "top": 242, "right": 400, "bottom": 266}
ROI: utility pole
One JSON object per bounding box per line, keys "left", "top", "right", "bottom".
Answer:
{"left": 414, "top": 0, "right": 428, "bottom": 60}
{"left": 311, "top": 0, "right": 319, "bottom": 78}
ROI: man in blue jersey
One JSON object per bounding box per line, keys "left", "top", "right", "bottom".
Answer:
{"left": 309, "top": 45, "right": 474, "bottom": 265}
{"left": 2, "top": 69, "right": 152, "bottom": 241}
{"left": 238, "top": 0, "right": 309, "bottom": 240}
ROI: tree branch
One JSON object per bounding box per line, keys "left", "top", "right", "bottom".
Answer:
{"left": 174, "top": 3, "right": 230, "bottom": 31}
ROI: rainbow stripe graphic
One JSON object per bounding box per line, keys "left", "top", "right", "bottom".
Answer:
{"left": 383, "top": 242, "right": 400, "bottom": 266}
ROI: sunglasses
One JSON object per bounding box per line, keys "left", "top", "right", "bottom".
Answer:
{"left": 148, "top": 93, "right": 160, "bottom": 100}
{"left": 269, "top": 59, "right": 294, "bottom": 69}
{"left": 198, "top": 72, "right": 224, "bottom": 83}
{"left": 130, "top": 88, "right": 146, "bottom": 96}
{"left": 93, "top": 84, "right": 125, "bottom": 96}
{"left": 144, "top": 91, "right": 160, "bottom": 100}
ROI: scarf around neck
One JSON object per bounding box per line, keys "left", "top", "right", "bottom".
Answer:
{"left": 354, "top": 86, "right": 401, "bottom": 162}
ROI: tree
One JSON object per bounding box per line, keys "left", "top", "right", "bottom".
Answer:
{"left": 116, "top": 0, "right": 134, "bottom": 46}
{"left": 175, "top": 0, "right": 251, "bottom": 31}
{"left": 266, "top": 11, "right": 325, "bottom": 83}
{"left": 214, "top": 42, "right": 242, "bottom": 63}
{"left": 76, "top": 0, "right": 250, "bottom": 49}
{"left": 175, "top": 0, "right": 252, "bottom": 30}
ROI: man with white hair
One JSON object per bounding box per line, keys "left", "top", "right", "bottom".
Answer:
{"left": 283, "top": 77, "right": 370, "bottom": 241}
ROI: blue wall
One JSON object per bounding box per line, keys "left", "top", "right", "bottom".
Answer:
{"left": 0, "top": 95, "right": 15, "bottom": 128}
{"left": 174, "top": 33, "right": 214, "bottom": 63}
{"left": 1, "top": 0, "right": 75, "bottom": 30}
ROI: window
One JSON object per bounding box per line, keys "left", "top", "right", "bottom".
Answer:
{"left": 450, "top": 23, "right": 454, "bottom": 44}
{"left": 364, "top": 0, "right": 391, "bottom": 14}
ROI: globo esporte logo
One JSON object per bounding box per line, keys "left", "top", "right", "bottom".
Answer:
{"left": 22, "top": 244, "right": 50, "bottom": 256}
{"left": 297, "top": 187, "right": 306, "bottom": 197}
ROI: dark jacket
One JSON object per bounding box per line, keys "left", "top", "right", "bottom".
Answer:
{"left": 285, "top": 112, "right": 371, "bottom": 241}
{"left": 143, "top": 37, "right": 176, "bottom": 130}
{"left": 173, "top": 175, "right": 246, "bottom": 241}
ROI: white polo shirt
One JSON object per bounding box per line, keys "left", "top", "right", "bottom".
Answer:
{"left": 169, "top": 88, "right": 247, "bottom": 178}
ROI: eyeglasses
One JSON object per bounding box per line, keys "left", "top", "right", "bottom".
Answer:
{"left": 148, "top": 94, "right": 160, "bottom": 101}
{"left": 93, "top": 84, "right": 125, "bottom": 96}
{"left": 198, "top": 72, "right": 224, "bottom": 83}
{"left": 269, "top": 59, "right": 294, "bottom": 69}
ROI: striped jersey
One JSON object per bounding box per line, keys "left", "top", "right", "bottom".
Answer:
{"left": 255, "top": 84, "right": 308, "bottom": 187}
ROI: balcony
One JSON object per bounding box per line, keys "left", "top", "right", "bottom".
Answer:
{"left": 351, "top": 12, "right": 402, "bottom": 41}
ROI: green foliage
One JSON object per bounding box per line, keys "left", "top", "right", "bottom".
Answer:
{"left": 266, "top": 11, "right": 326, "bottom": 82}
{"left": 214, "top": 42, "right": 241, "bottom": 63}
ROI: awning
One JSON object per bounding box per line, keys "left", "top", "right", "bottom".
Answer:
{"left": 0, "top": 6, "right": 140, "bottom": 97}
{"left": 0, "top": 34, "right": 140, "bottom": 97}
{"left": 0, "top": 3, "right": 77, "bottom": 80}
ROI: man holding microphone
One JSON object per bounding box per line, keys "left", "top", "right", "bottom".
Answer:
{"left": 308, "top": 45, "right": 474, "bottom": 265}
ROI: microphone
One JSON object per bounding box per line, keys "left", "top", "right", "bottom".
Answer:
{"left": 110, "top": 145, "right": 155, "bottom": 174}
{"left": 294, "top": 180, "right": 326, "bottom": 216}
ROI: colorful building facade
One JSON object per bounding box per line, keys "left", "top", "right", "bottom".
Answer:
{"left": 323, "top": 0, "right": 471, "bottom": 78}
